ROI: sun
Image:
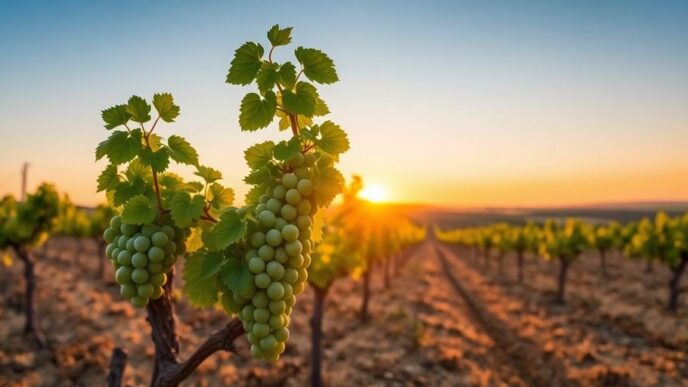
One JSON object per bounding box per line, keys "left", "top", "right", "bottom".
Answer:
{"left": 359, "top": 184, "right": 389, "bottom": 203}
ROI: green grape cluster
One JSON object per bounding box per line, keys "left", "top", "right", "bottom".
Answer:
{"left": 230, "top": 152, "right": 316, "bottom": 361}
{"left": 103, "top": 215, "right": 187, "bottom": 308}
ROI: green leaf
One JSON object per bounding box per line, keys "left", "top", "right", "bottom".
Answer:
{"left": 273, "top": 137, "right": 302, "bottom": 161}
{"left": 267, "top": 24, "right": 293, "bottom": 47}
{"left": 95, "top": 130, "right": 144, "bottom": 165}
{"left": 126, "top": 96, "right": 152, "bottom": 123}
{"left": 139, "top": 147, "right": 170, "bottom": 173}
{"left": 256, "top": 62, "right": 279, "bottom": 95}
{"left": 101, "top": 105, "right": 130, "bottom": 130}
{"left": 294, "top": 47, "right": 338, "bottom": 84}
{"left": 278, "top": 62, "right": 297, "bottom": 89}
{"left": 159, "top": 173, "right": 184, "bottom": 190}
{"left": 313, "top": 166, "right": 344, "bottom": 207}
{"left": 148, "top": 133, "right": 163, "bottom": 151}
{"left": 244, "top": 166, "right": 272, "bottom": 185}
{"left": 208, "top": 183, "right": 234, "bottom": 211}
{"left": 278, "top": 113, "right": 311, "bottom": 131}
{"left": 112, "top": 178, "right": 146, "bottom": 206}
{"left": 125, "top": 158, "right": 151, "bottom": 181}
{"left": 194, "top": 165, "right": 222, "bottom": 184}
{"left": 96, "top": 164, "right": 119, "bottom": 192}
{"left": 313, "top": 95, "right": 330, "bottom": 116}
{"left": 244, "top": 185, "right": 264, "bottom": 205}
{"left": 282, "top": 82, "right": 317, "bottom": 117}
{"left": 166, "top": 135, "right": 199, "bottom": 166}
{"left": 239, "top": 91, "right": 277, "bottom": 131}
{"left": 220, "top": 257, "right": 254, "bottom": 298}
{"left": 121, "top": 195, "right": 156, "bottom": 225}
{"left": 152, "top": 93, "right": 180, "bottom": 122}
{"left": 183, "top": 251, "right": 220, "bottom": 307}
{"left": 244, "top": 141, "right": 274, "bottom": 169}
{"left": 226, "top": 42, "right": 264, "bottom": 85}
{"left": 313, "top": 121, "right": 349, "bottom": 156}
{"left": 170, "top": 191, "right": 205, "bottom": 227}
{"left": 203, "top": 210, "right": 246, "bottom": 251}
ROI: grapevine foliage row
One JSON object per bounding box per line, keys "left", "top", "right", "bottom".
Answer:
{"left": 95, "top": 25, "right": 349, "bottom": 361}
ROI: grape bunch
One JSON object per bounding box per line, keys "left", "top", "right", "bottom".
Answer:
{"left": 229, "top": 152, "right": 316, "bottom": 361}
{"left": 103, "top": 215, "right": 186, "bottom": 308}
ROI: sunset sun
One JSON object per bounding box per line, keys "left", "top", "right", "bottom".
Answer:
{"left": 359, "top": 184, "right": 389, "bottom": 203}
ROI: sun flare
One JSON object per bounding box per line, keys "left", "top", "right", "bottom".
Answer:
{"left": 359, "top": 184, "right": 389, "bottom": 203}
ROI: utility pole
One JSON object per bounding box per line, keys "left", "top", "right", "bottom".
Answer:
{"left": 21, "top": 162, "right": 29, "bottom": 202}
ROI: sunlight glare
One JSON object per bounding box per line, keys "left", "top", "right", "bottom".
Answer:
{"left": 359, "top": 184, "right": 389, "bottom": 203}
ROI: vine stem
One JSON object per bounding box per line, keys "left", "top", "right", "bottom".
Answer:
{"left": 143, "top": 127, "right": 166, "bottom": 213}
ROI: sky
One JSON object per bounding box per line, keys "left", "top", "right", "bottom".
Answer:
{"left": 1, "top": 1, "right": 687, "bottom": 208}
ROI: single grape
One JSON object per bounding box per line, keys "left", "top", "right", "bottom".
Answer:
{"left": 150, "top": 272, "right": 167, "bottom": 287}
{"left": 131, "top": 252, "right": 148, "bottom": 268}
{"left": 164, "top": 241, "right": 177, "bottom": 256}
{"left": 106, "top": 243, "right": 117, "bottom": 259}
{"left": 258, "top": 245, "right": 275, "bottom": 261}
{"left": 115, "top": 266, "right": 132, "bottom": 285}
{"left": 152, "top": 231, "right": 169, "bottom": 247}
{"left": 151, "top": 286, "right": 164, "bottom": 300}
{"left": 248, "top": 257, "right": 266, "bottom": 274}
{"left": 283, "top": 283, "right": 294, "bottom": 299}
{"left": 161, "top": 225, "right": 175, "bottom": 239}
{"left": 289, "top": 152, "right": 304, "bottom": 168}
{"left": 265, "top": 229, "right": 282, "bottom": 247}
{"left": 297, "top": 179, "right": 313, "bottom": 196}
{"left": 147, "top": 262, "right": 164, "bottom": 274}
{"left": 103, "top": 228, "right": 117, "bottom": 243}
{"left": 258, "top": 211, "right": 277, "bottom": 228}
{"left": 283, "top": 268, "right": 298, "bottom": 285}
{"left": 241, "top": 305, "right": 255, "bottom": 322}
{"left": 110, "top": 216, "right": 122, "bottom": 231}
{"left": 266, "top": 198, "right": 282, "bottom": 214}
{"left": 126, "top": 238, "right": 136, "bottom": 253}
{"left": 120, "top": 284, "right": 137, "bottom": 299}
{"left": 297, "top": 200, "right": 311, "bottom": 215}
{"left": 302, "top": 253, "right": 312, "bottom": 267}
{"left": 141, "top": 224, "right": 157, "bottom": 237}
{"left": 255, "top": 272, "right": 271, "bottom": 289}
{"left": 280, "top": 204, "right": 297, "bottom": 221}
{"left": 253, "top": 308, "right": 270, "bottom": 323}
{"left": 274, "top": 247, "right": 288, "bottom": 263}
{"left": 269, "top": 314, "right": 285, "bottom": 329}
{"left": 245, "top": 249, "right": 258, "bottom": 260}
{"left": 269, "top": 300, "right": 286, "bottom": 314}
{"left": 117, "top": 236, "right": 128, "bottom": 250}
{"left": 131, "top": 269, "right": 150, "bottom": 284}
{"left": 282, "top": 173, "right": 298, "bottom": 189}
{"left": 296, "top": 215, "right": 311, "bottom": 230}
{"left": 285, "top": 240, "right": 303, "bottom": 257}
{"left": 274, "top": 327, "right": 289, "bottom": 342}
{"left": 252, "top": 291, "right": 269, "bottom": 308}
{"left": 148, "top": 246, "right": 165, "bottom": 263}
{"left": 131, "top": 296, "right": 149, "bottom": 308}
{"left": 294, "top": 166, "right": 310, "bottom": 179}
{"left": 281, "top": 224, "right": 299, "bottom": 242}
{"left": 274, "top": 218, "right": 288, "bottom": 230}
{"left": 251, "top": 232, "right": 266, "bottom": 248}
{"left": 260, "top": 334, "right": 278, "bottom": 351}
{"left": 133, "top": 236, "right": 151, "bottom": 252}
{"left": 138, "top": 284, "right": 154, "bottom": 298}
{"left": 117, "top": 250, "right": 132, "bottom": 266}
{"left": 272, "top": 185, "right": 286, "bottom": 200}
{"left": 267, "top": 282, "right": 285, "bottom": 300}
{"left": 293, "top": 281, "right": 306, "bottom": 295}
{"left": 285, "top": 189, "right": 301, "bottom": 205}
{"left": 266, "top": 261, "right": 285, "bottom": 280}
{"left": 250, "top": 345, "right": 265, "bottom": 359}
{"left": 297, "top": 268, "right": 308, "bottom": 282}
{"left": 252, "top": 322, "right": 270, "bottom": 338}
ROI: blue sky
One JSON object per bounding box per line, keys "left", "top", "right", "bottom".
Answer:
{"left": 1, "top": 1, "right": 687, "bottom": 207}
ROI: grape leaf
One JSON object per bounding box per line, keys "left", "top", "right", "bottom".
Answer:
{"left": 239, "top": 91, "right": 277, "bottom": 131}
{"left": 273, "top": 137, "right": 302, "bottom": 161}
{"left": 278, "top": 62, "right": 297, "bottom": 89}
{"left": 294, "top": 47, "right": 338, "bottom": 84}
{"left": 313, "top": 95, "right": 330, "bottom": 116}
{"left": 166, "top": 135, "right": 199, "bottom": 166}
{"left": 126, "top": 95, "right": 152, "bottom": 123}
{"left": 244, "top": 185, "right": 264, "bottom": 205}
{"left": 96, "top": 164, "right": 119, "bottom": 192}
{"left": 312, "top": 166, "right": 344, "bottom": 207}
{"left": 202, "top": 209, "right": 246, "bottom": 251}
{"left": 101, "top": 105, "right": 130, "bottom": 130}
{"left": 244, "top": 166, "right": 272, "bottom": 185}
{"left": 282, "top": 82, "right": 317, "bottom": 116}
{"left": 148, "top": 133, "right": 163, "bottom": 151}
{"left": 139, "top": 147, "right": 170, "bottom": 172}
{"left": 183, "top": 251, "right": 220, "bottom": 307}
{"left": 226, "top": 42, "right": 264, "bottom": 85}
{"left": 112, "top": 178, "right": 146, "bottom": 206}
{"left": 208, "top": 183, "right": 234, "bottom": 211}
{"left": 170, "top": 191, "right": 205, "bottom": 227}
{"left": 220, "top": 257, "right": 254, "bottom": 298}
{"left": 278, "top": 113, "right": 311, "bottom": 131}
{"left": 96, "top": 130, "right": 144, "bottom": 165}
{"left": 121, "top": 195, "right": 156, "bottom": 225}
{"left": 194, "top": 165, "right": 222, "bottom": 183}
{"left": 244, "top": 141, "right": 274, "bottom": 169}
{"left": 267, "top": 24, "right": 293, "bottom": 47}
{"left": 152, "top": 93, "right": 180, "bottom": 122}
{"left": 125, "top": 158, "right": 151, "bottom": 181}
{"left": 256, "top": 62, "right": 279, "bottom": 95}
{"left": 312, "top": 121, "right": 349, "bottom": 156}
